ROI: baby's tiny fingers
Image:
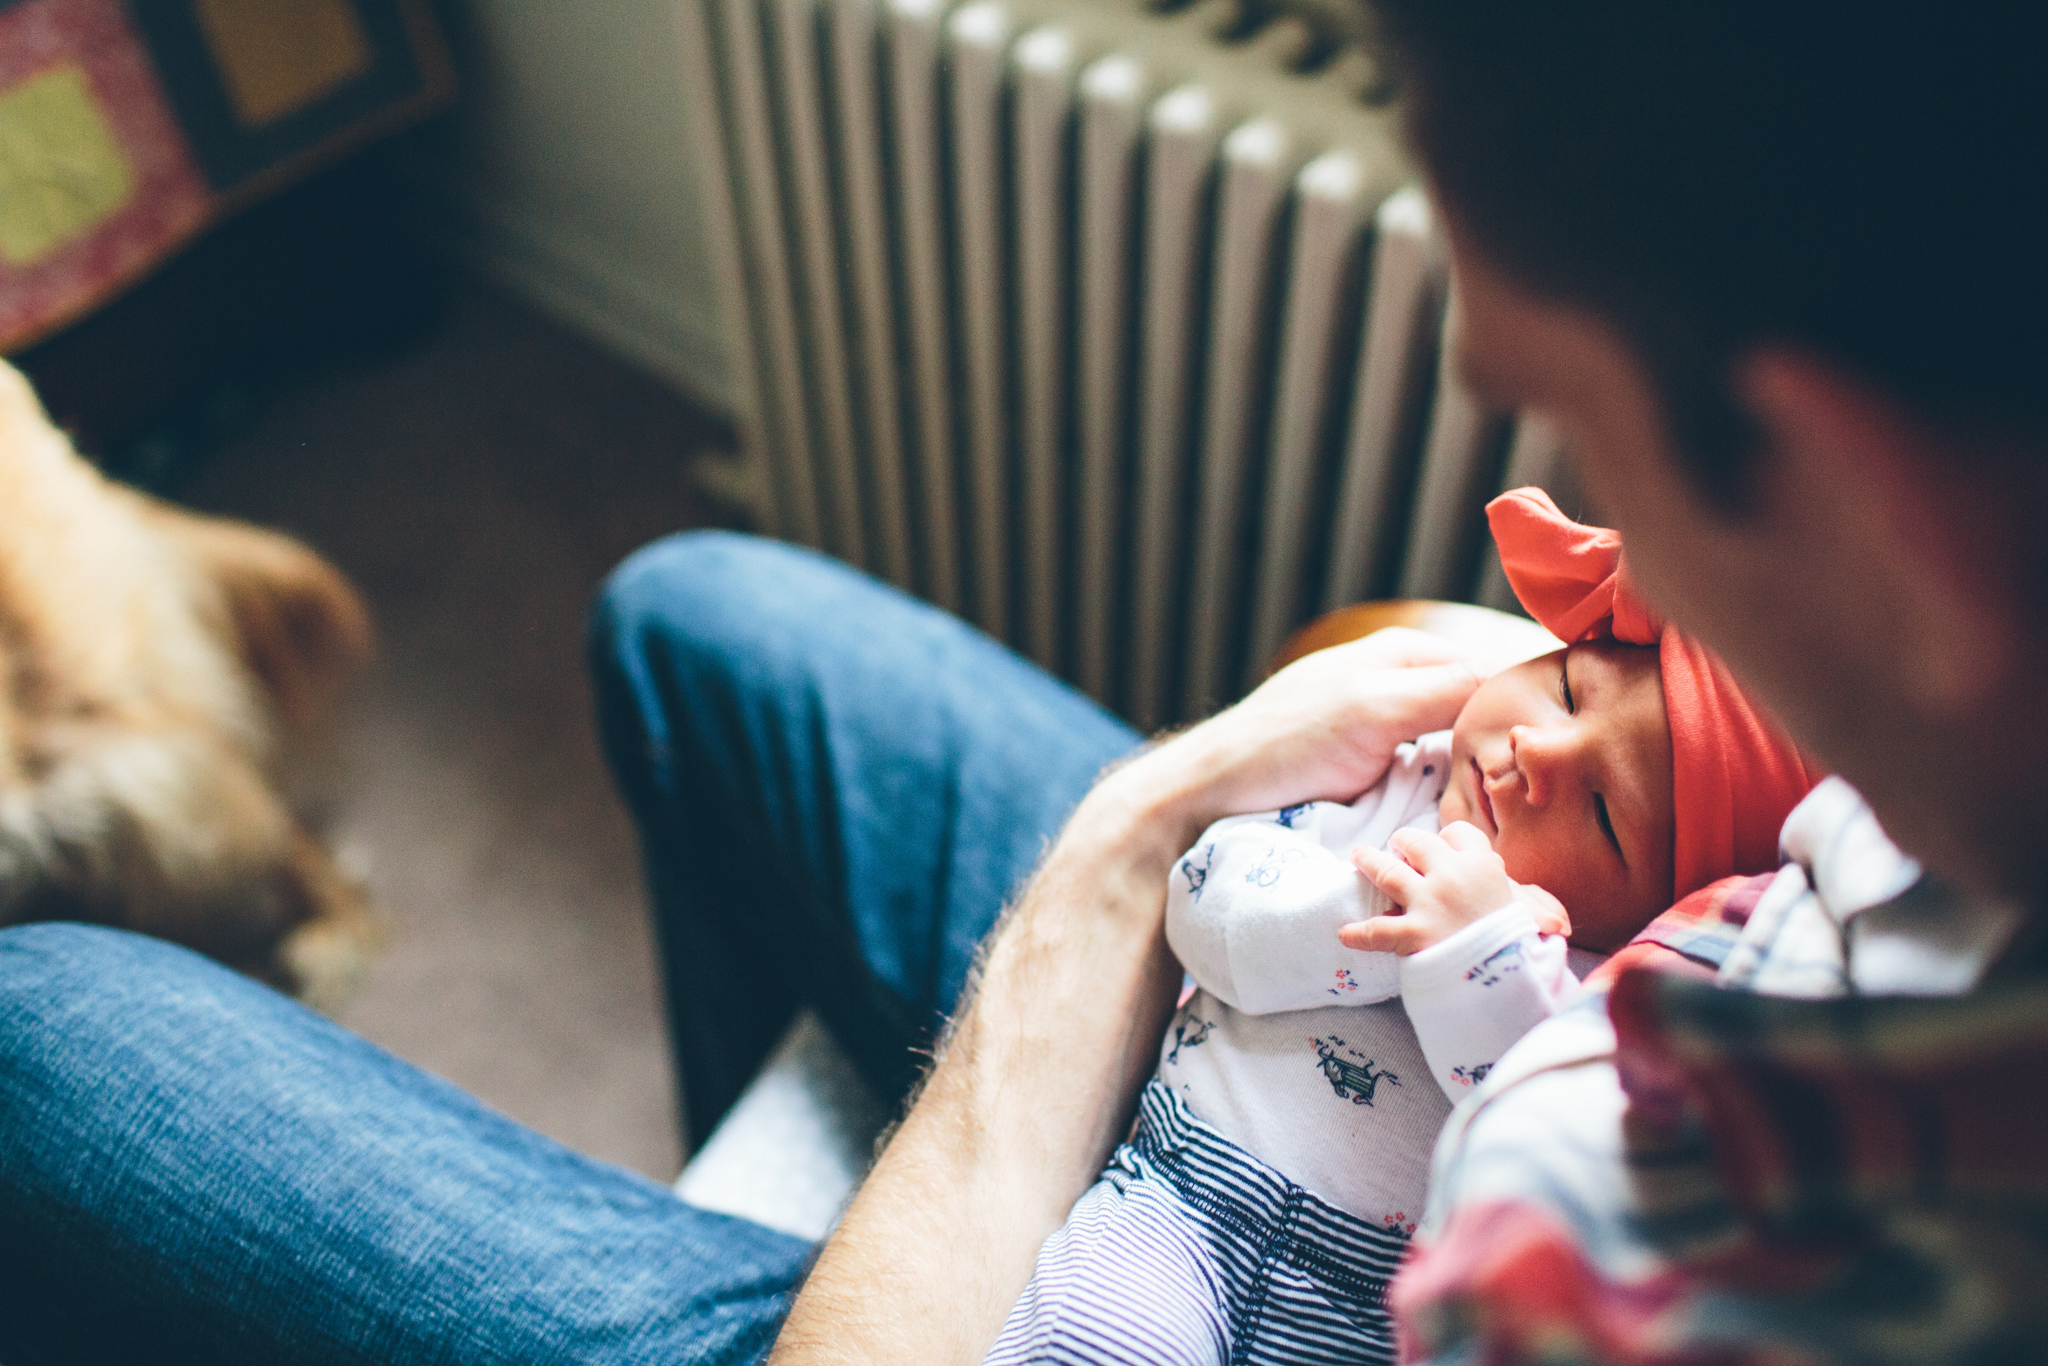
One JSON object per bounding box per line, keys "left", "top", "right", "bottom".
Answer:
{"left": 1438, "top": 821, "right": 1493, "bottom": 853}
{"left": 1387, "top": 826, "right": 1452, "bottom": 872}
{"left": 1353, "top": 845, "right": 1422, "bottom": 907}
{"left": 1518, "top": 883, "right": 1574, "bottom": 938}
{"left": 1340, "top": 917, "right": 1426, "bottom": 956}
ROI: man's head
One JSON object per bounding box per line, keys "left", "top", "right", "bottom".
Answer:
{"left": 1368, "top": 1, "right": 2048, "bottom": 905}
{"left": 1441, "top": 643, "right": 1672, "bottom": 950}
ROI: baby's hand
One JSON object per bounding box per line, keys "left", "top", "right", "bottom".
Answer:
{"left": 1341, "top": 823, "right": 1566, "bottom": 956}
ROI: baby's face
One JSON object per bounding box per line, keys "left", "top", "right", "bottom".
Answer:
{"left": 1438, "top": 642, "right": 1674, "bottom": 950}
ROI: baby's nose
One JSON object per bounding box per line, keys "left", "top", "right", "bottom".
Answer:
{"left": 1512, "top": 724, "right": 1578, "bottom": 805}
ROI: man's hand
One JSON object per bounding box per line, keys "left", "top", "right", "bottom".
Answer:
{"left": 1342, "top": 823, "right": 1570, "bottom": 955}
{"left": 1135, "top": 628, "right": 1499, "bottom": 849}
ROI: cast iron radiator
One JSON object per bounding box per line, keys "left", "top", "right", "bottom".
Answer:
{"left": 683, "top": 0, "right": 1580, "bottom": 727}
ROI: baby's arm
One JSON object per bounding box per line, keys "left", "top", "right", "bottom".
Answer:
{"left": 1396, "top": 906, "right": 1581, "bottom": 1098}
{"left": 1343, "top": 823, "right": 1580, "bottom": 1098}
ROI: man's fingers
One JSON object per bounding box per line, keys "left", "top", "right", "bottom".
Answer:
{"left": 1340, "top": 916, "right": 1428, "bottom": 955}
{"left": 1344, "top": 627, "right": 1473, "bottom": 670}
{"left": 1438, "top": 821, "right": 1493, "bottom": 853}
{"left": 1325, "top": 631, "right": 1490, "bottom": 737}
{"left": 1351, "top": 624, "right": 1556, "bottom": 677}
{"left": 1375, "top": 662, "right": 1490, "bottom": 738}
{"left": 1353, "top": 845, "right": 1422, "bottom": 906}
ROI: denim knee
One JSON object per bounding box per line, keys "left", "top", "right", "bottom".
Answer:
{"left": 590, "top": 532, "right": 817, "bottom": 796}
{"left": 0, "top": 920, "right": 175, "bottom": 1023}
{"left": 590, "top": 530, "right": 845, "bottom": 685}
{"left": 586, "top": 531, "right": 932, "bottom": 796}
{"left": 0, "top": 923, "right": 212, "bottom": 1123}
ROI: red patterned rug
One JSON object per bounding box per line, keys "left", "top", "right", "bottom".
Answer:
{"left": 0, "top": 0, "right": 449, "bottom": 352}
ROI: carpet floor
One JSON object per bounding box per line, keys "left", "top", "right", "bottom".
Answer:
{"left": 181, "top": 281, "right": 740, "bottom": 1182}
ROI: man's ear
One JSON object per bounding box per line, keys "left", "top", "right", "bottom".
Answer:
{"left": 1736, "top": 347, "right": 2018, "bottom": 714}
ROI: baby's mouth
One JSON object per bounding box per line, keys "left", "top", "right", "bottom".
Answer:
{"left": 1470, "top": 757, "right": 1498, "bottom": 835}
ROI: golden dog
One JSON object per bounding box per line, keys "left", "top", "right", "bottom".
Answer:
{"left": 0, "top": 359, "right": 378, "bottom": 1011}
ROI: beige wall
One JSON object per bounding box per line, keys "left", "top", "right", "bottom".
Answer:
{"left": 430, "top": 0, "right": 735, "bottom": 412}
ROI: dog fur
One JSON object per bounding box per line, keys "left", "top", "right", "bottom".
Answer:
{"left": 0, "top": 359, "right": 379, "bottom": 1010}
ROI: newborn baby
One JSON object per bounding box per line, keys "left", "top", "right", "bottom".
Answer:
{"left": 985, "top": 490, "right": 1821, "bottom": 1366}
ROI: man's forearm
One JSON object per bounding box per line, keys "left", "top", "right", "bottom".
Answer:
{"left": 769, "top": 760, "right": 1197, "bottom": 1365}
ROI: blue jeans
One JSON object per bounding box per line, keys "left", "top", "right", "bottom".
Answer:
{"left": 0, "top": 533, "right": 1141, "bottom": 1364}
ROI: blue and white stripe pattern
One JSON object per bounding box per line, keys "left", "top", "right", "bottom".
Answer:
{"left": 985, "top": 1081, "right": 1408, "bottom": 1365}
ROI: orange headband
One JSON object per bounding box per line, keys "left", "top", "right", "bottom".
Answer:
{"left": 1487, "top": 488, "right": 1822, "bottom": 900}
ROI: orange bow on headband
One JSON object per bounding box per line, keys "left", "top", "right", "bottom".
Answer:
{"left": 1487, "top": 488, "right": 1822, "bottom": 900}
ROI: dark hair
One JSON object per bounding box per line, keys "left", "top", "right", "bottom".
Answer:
{"left": 1364, "top": 2, "right": 2048, "bottom": 509}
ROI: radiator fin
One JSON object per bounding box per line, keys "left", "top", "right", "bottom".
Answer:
{"left": 827, "top": 0, "right": 915, "bottom": 585}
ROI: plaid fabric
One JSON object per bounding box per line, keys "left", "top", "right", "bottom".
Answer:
{"left": 1392, "top": 786, "right": 2047, "bottom": 1366}
{"left": 1584, "top": 874, "right": 1768, "bottom": 993}
{"left": 1391, "top": 875, "right": 1771, "bottom": 1366}
{"left": 1606, "top": 966, "right": 2048, "bottom": 1348}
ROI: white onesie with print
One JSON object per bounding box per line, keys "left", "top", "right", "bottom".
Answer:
{"left": 1158, "top": 729, "right": 1604, "bottom": 1228}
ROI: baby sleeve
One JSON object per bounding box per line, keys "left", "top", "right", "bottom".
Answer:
{"left": 1398, "top": 904, "right": 1582, "bottom": 1100}
{"left": 1165, "top": 814, "right": 1403, "bottom": 1012}
{"left": 1163, "top": 733, "right": 1452, "bottom": 1015}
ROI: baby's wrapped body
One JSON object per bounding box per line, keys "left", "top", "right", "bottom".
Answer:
{"left": 985, "top": 734, "right": 1600, "bottom": 1366}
